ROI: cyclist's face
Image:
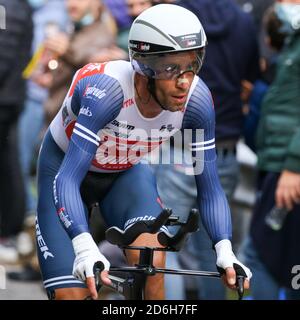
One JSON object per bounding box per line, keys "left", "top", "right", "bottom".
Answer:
{"left": 154, "top": 51, "right": 197, "bottom": 111}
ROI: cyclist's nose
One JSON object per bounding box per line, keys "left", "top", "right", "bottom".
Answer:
{"left": 176, "top": 72, "right": 191, "bottom": 89}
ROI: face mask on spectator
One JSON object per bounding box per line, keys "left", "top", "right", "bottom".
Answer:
{"left": 275, "top": 3, "right": 300, "bottom": 34}
{"left": 28, "top": 0, "right": 47, "bottom": 9}
{"left": 75, "top": 13, "right": 95, "bottom": 29}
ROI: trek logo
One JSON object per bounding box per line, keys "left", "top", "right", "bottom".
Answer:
{"left": 36, "top": 220, "right": 54, "bottom": 260}
{"left": 159, "top": 124, "right": 175, "bottom": 132}
{"left": 123, "top": 98, "right": 134, "bottom": 108}
{"left": 79, "top": 106, "right": 93, "bottom": 117}
{"left": 57, "top": 207, "right": 72, "bottom": 229}
{"left": 84, "top": 85, "right": 106, "bottom": 100}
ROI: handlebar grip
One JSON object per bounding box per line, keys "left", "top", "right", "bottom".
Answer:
{"left": 237, "top": 275, "right": 244, "bottom": 300}
{"left": 93, "top": 261, "right": 105, "bottom": 292}
{"left": 233, "top": 263, "right": 246, "bottom": 300}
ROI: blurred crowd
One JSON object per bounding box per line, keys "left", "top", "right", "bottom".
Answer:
{"left": 0, "top": 0, "right": 299, "bottom": 300}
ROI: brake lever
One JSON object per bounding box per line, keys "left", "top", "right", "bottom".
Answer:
{"left": 236, "top": 275, "right": 245, "bottom": 300}
{"left": 94, "top": 261, "right": 105, "bottom": 292}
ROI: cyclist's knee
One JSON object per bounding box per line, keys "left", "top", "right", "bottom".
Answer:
{"left": 49, "top": 287, "right": 90, "bottom": 300}
{"left": 153, "top": 251, "right": 166, "bottom": 268}
{"left": 125, "top": 232, "right": 166, "bottom": 267}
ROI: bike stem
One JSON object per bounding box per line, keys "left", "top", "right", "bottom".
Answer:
{"left": 137, "top": 247, "right": 156, "bottom": 275}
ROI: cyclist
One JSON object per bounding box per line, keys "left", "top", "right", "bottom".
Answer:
{"left": 36, "top": 4, "right": 252, "bottom": 300}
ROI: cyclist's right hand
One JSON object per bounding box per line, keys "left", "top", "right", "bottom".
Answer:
{"left": 72, "top": 232, "right": 111, "bottom": 299}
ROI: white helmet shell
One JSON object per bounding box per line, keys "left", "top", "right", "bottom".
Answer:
{"left": 129, "top": 4, "right": 207, "bottom": 56}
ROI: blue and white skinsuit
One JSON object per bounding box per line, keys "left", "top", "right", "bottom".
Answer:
{"left": 36, "top": 61, "right": 232, "bottom": 293}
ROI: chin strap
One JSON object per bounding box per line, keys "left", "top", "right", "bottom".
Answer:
{"left": 147, "top": 78, "right": 168, "bottom": 111}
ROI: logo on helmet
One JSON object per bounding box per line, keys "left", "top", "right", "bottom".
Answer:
{"left": 138, "top": 43, "right": 150, "bottom": 51}
{"left": 129, "top": 42, "right": 138, "bottom": 49}
{"left": 173, "top": 33, "right": 201, "bottom": 49}
{"left": 186, "top": 40, "right": 196, "bottom": 46}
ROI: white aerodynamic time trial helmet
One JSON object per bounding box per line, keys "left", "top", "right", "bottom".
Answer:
{"left": 128, "top": 4, "right": 207, "bottom": 80}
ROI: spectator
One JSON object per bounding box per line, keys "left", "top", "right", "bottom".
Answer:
{"left": 243, "top": 4, "right": 285, "bottom": 151}
{"left": 235, "top": 0, "right": 275, "bottom": 28}
{"left": 241, "top": 0, "right": 300, "bottom": 300}
{"left": 43, "top": 0, "right": 127, "bottom": 124}
{"left": 19, "top": 0, "right": 69, "bottom": 225}
{"left": 103, "top": 0, "right": 132, "bottom": 30}
{"left": 0, "top": 0, "right": 33, "bottom": 262}
{"left": 112, "top": 0, "right": 153, "bottom": 52}
{"left": 6, "top": 0, "right": 69, "bottom": 281}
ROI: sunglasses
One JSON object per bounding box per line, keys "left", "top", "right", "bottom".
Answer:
{"left": 133, "top": 48, "right": 205, "bottom": 80}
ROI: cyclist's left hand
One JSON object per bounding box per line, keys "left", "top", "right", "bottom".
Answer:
{"left": 215, "top": 239, "right": 252, "bottom": 290}
{"left": 86, "top": 270, "right": 110, "bottom": 300}
{"left": 72, "top": 232, "right": 112, "bottom": 299}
